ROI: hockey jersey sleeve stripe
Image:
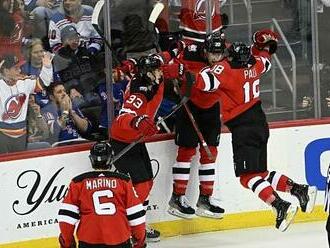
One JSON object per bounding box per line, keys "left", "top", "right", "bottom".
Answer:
{"left": 200, "top": 69, "right": 220, "bottom": 91}
{"left": 127, "top": 210, "right": 145, "bottom": 221}
{"left": 260, "top": 57, "right": 272, "bottom": 73}
{"left": 60, "top": 203, "right": 80, "bottom": 213}
{"left": 58, "top": 214, "right": 79, "bottom": 225}
{"left": 58, "top": 209, "right": 80, "bottom": 220}
{"left": 126, "top": 204, "right": 144, "bottom": 215}
{"left": 128, "top": 215, "right": 146, "bottom": 227}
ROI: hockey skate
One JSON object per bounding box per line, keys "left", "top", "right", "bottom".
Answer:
{"left": 290, "top": 183, "right": 317, "bottom": 213}
{"left": 271, "top": 195, "right": 298, "bottom": 232}
{"left": 195, "top": 194, "right": 225, "bottom": 219}
{"left": 146, "top": 225, "right": 160, "bottom": 243}
{"left": 168, "top": 193, "right": 195, "bottom": 219}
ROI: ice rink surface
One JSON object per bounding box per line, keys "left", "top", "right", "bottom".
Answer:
{"left": 149, "top": 221, "right": 328, "bottom": 248}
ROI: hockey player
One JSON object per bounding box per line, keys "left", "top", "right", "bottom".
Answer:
{"left": 168, "top": 32, "right": 226, "bottom": 219}
{"left": 58, "top": 141, "right": 146, "bottom": 248}
{"left": 110, "top": 54, "right": 165, "bottom": 242}
{"left": 194, "top": 29, "right": 318, "bottom": 231}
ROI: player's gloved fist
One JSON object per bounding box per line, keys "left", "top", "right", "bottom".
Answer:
{"left": 220, "top": 13, "right": 229, "bottom": 27}
{"left": 131, "top": 115, "right": 158, "bottom": 137}
{"left": 161, "top": 63, "right": 184, "bottom": 80}
{"left": 119, "top": 58, "right": 137, "bottom": 74}
{"left": 252, "top": 29, "right": 279, "bottom": 54}
{"left": 169, "top": 40, "right": 185, "bottom": 58}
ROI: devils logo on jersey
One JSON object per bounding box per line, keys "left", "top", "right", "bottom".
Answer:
{"left": 193, "top": 0, "right": 215, "bottom": 20}
{"left": 2, "top": 93, "right": 27, "bottom": 120}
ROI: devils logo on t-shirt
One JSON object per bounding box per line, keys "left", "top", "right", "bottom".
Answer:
{"left": 2, "top": 93, "right": 27, "bottom": 120}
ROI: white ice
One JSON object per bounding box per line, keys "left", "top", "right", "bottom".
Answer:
{"left": 149, "top": 221, "right": 328, "bottom": 248}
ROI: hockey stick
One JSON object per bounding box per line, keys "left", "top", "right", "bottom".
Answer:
{"left": 148, "top": 2, "right": 165, "bottom": 24}
{"left": 110, "top": 96, "right": 188, "bottom": 165}
{"left": 148, "top": 2, "right": 165, "bottom": 52}
{"left": 173, "top": 72, "right": 214, "bottom": 161}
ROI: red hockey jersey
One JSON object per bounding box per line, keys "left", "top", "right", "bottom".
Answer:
{"left": 195, "top": 52, "right": 272, "bottom": 122}
{"left": 58, "top": 171, "right": 146, "bottom": 247}
{"left": 174, "top": 42, "right": 221, "bottom": 109}
{"left": 110, "top": 77, "right": 164, "bottom": 143}
{"left": 180, "top": 0, "right": 222, "bottom": 43}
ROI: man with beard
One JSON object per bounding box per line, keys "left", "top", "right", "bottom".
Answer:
{"left": 42, "top": 81, "right": 91, "bottom": 145}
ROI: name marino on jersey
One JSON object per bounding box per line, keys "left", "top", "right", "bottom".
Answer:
{"left": 86, "top": 177, "right": 117, "bottom": 190}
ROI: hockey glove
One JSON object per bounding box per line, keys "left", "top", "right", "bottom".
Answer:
{"left": 252, "top": 29, "right": 279, "bottom": 54}
{"left": 118, "top": 58, "right": 137, "bottom": 74}
{"left": 221, "top": 13, "right": 229, "bottom": 28}
{"left": 131, "top": 115, "right": 158, "bottom": 137}
{"left": 161, "top": 63, "right": 184, "bottom": 80}
{"left": 169, "top": 40, "right": 185, "bottom": 58}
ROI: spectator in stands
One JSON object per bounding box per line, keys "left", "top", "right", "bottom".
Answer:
{"left": 122, "top": 14, "right": 158, "bottom": 59}
{"left": 0, "top": 52, "right": 53, "bottom": 154}
{"left": 53, "top": 25, "right": 100, "bottom": 107}
{"left": 94, "top": 68, "right": 129, "bottom": 137}
{"left": 25, "top": 0, "right": 61, "bottom": 12}
{"left": 0, "top": 0, "right": 26, "bottom": 59}
{"left": 21, "top": 38, "right": 51, "bottom": 107}
{"left": 26, "top": 94, "right": 51, "bottom": 149}
{"left": 42, "top": 81, "right": 91, "bottom": 145}
{"left": 48, "top": 0, "right": 102, "bottom": 53}
{"left": 29, "top": 0, "right": 62, "bottom": 50}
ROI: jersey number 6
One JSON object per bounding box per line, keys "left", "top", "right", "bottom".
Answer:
{"left": 92, "top": 190, "right": 116, "bottom": 215}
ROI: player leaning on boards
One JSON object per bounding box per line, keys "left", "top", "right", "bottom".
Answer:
{"left": 193, "top": 29, "right": 317, "bottom": 231}
{"left": 167, "top": 33, "right": 226, "bottom": 220}
{"left": 110, "top": 54, "right": 166, "bottom": 243}
{"left": 58, "top": 142, "right": 146, "bottom": 248}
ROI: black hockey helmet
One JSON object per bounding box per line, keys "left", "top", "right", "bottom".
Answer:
{"left": 204, "top": 32, "right": 226, "bottom": 53}
{"left": 227, "top": 42, "right": 252, "bottom": 67}
{"left": 137, "top": 54, "right": 163, "bottom": 75}
{"left": 89, "top": 141, "right": 114, "bottom": 170}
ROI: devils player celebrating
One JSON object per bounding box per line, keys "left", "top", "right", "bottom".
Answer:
{"left": 168, "top": 32, "right": 226, "bottom": 219}
{"left": 110, "top": 54, "right": 165, "bottom": 242}
{"left": 58, "top": 141, "right": 146, "bottom": 248}
{"left": 194, "top": 29, "right": 317, "bottom": 231}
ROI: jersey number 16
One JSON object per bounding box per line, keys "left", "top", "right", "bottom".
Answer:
{"left": 243, "top": 79, "right": 260, "bottom": 103}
